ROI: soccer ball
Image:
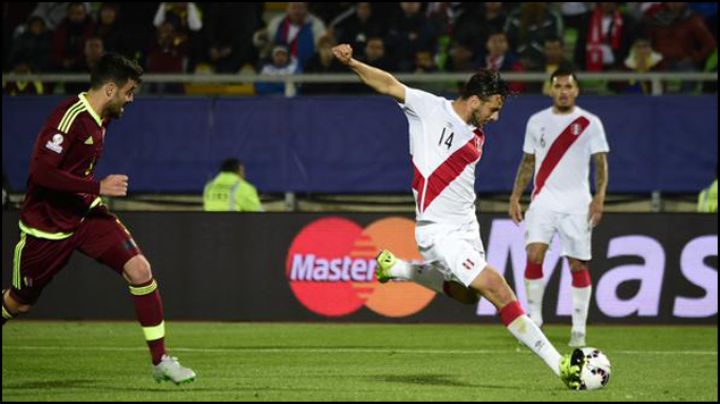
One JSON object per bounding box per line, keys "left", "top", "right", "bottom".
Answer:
{"left": 578, "top": 347, "right": 612, "bottom": 390}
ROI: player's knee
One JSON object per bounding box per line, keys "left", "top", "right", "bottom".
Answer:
{"left": 569, "top": 259, "right": 588, "bottom": 272}
{"left": 445, "top": 281, "right": 480, "bottom": 305}
{"left": 526, "top": 249, "right": 545, "bottom": 264}
{"left": 15, "top": 304, "right": 32, "bottom": 314}
{"left": 123, "top": 255, "right": 153, "bottom": 284}
{"left": 5, "top": 297, "right": 32, "bottom": 314}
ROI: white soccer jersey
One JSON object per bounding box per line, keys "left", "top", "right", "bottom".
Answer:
{"left": 400, "top": 86, "right": 485, "bottom": 226}
{"left": 523, "top": 106, "right": 610, "bottom": 214}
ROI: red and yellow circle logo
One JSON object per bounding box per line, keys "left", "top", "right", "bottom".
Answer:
{"left": 286, "top": 217, "right": 436, "bottom": 317}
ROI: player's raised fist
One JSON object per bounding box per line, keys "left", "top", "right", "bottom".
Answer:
{"left": 100, "top": 174, "right": 129, "bottom": 197}
{"left": 332, "top": 44, "right": 354, "bottom": 65}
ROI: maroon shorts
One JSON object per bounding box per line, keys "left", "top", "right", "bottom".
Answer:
{"left": 10, "top": 208, "right": 142, "bottom": 305}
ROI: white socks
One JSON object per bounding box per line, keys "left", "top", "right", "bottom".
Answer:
{"left": 502, "top": 302, "right": 562, "bottom": 376}
{"left": 524, "top": 278, "right": 545, "bottom": 328}
{"left": 390, "top": 259, "right": 445, "bottom": 294}
{"left": 571, "top": 285, "right": 592, "bottom": 336}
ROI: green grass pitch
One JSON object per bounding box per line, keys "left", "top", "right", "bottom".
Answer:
{"left": 2, "top": 322, "right": 717, "bottom": 401}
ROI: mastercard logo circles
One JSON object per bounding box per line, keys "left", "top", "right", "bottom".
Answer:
{"left": 286, "top": 217, "right": 436, "bottom": 317}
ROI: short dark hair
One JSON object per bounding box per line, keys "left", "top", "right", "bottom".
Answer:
{"left": 550, "top": 65, "right": 579, "bottom": 84}
{"left": 460, "top": 69, "right": 512, "bottom": 101}
{"left": 220, "top": 158, "right": 243, "bottom": 173}
{"left": 90, "top": 53, "right": 143, "bottom": 89}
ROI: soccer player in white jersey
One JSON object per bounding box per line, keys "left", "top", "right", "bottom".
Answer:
{"left": 332, "top": 44, "right": 585, "bottom": 390}
{"left": 509, "top": 67, "right": 610, "bottom": 348}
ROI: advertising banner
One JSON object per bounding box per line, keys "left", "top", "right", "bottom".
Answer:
{"left": 2, "top": 212, "right": 716, "bottom": 324}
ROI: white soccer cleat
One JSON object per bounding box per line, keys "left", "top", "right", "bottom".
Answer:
{"left": 568, "top": 331, "right": 586, "bottom": 348}
{"left": 152, "top": 355, "right": 196, "bottom": 385}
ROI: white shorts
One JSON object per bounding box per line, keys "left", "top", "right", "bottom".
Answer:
{"left": 524, "top": 204, "right": 593, "bottom": 261}
{"left": 414, "top": 221, "right": 488, "bottom": 287}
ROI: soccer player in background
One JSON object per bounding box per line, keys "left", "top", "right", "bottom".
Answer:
{"left": 508, "top": 67, "right": 610, "bottom": 347}
{"left": 1, "top": 53, "right": 196, "bottom": 385}
{"left": 332, "top": 43, "right": 584, "bottom": 389}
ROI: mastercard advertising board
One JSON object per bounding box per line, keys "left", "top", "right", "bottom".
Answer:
{"left": 286, "top": 216, "right": 436, "bottom": 318}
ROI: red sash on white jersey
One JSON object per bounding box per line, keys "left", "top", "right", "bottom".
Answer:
{"left": 413, "top": 130, "right": 484, "bottom": 212}
{"left": 532, "top": 117, "right": 590, "bottom": 200}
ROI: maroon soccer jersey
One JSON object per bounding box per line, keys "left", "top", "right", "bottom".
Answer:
{"left": 20, "top": 93, "right": 108, "bottom": 236}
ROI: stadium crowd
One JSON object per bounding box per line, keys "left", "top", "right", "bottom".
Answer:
{"left": 3, "top": 2, "right": 717, "bottom": 95}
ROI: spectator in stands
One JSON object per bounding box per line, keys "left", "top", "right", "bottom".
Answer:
{"left": 66, "top": 36, "right": 105, "bottom": 95}
{"left": 445, "top": 40, "right": 480, "bottom": 72}
{"left": 473, "top": 3, "right": 508, "bottom": 54}
{"left": 51, "top": 2, "right": 96, "bottom": 73}
{"left": 414, "top": 48, "right": 438, "bottom": 73}
{"left": 482, "top": 31, "right": 525, "bottom": 93}
{"left": 31, "top": 2, "right": 90, "bottom": 31}
{"left": 538, "top": 37, "right": 576, "bottom": 94}
{"left": 153, "top": 2, "right": 203, "bottom": 72}
{"left": 9, "top": 15, "right": 52, "bottom": 73}
{"left": 302, "top": 35, "right": 346, "bottom": 95}
{"left": 412, "top": 48, "right": 454, "bottom": 94}
{"left": 504, "top": 3, "right": 563, "bottom": 71}
{"left": 385, "top": 2, "right": 437, "bottom": 72}
{"left": 644, "top": 2, "right": 716, "bottom": 92}
{"left": 94, "top": 3, "right": 129, "bottom": 57}
{"left": 146, "top": 21, "right": 188, "bottom": 94}
{"left": 153, "top": 2, "right": 202, "bottom": 36}
{"left": 3, "top": 62, "right": 44, "bottom": 96}
{"left": 574, "top": 3, "right": 635, "bottom": 73}
{"left": 204, "top": 158, "right": 263, "bottom": 212}
{"left": 622, "top": 36, "right": 664, "bottom": 94}
{"left": 83, "top": 36, "right": 105, "bottom": 71}
{"left": 203, "top": 3, "right": 264, "bottom": 73}
{"left": 331, "top": 2, "right": 387, "bottom": 60}
{"left": 255, "top": 45, "right": 301, "bottom": 96}
{"left": 253, "top": 2, "right": 326, "bottom": 68}
{"left": 360, "top": 36, "right": 395, "bottom": 71}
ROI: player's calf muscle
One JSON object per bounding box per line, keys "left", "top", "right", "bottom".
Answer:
{"left": 471, "top": 268, "right": 516, "bottom": 308}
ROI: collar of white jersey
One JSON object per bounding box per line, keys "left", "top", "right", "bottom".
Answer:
{"left": 443, "top": 99, "right": 477, "bottom": 132}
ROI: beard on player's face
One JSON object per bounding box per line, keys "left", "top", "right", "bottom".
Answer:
{"left": 554, "top": 97, "right": 575, "bottom": 111}
{"left": 470, "top": 109, "right": 483, "bottom": 126}
{"left": 106, "top": 95, "right": 125, "bottom": 118}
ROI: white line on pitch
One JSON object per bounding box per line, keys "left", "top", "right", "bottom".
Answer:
{"left": 2, "top": 346, "right": 717, "bottom": 356}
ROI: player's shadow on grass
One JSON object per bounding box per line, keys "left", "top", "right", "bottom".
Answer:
{"left": 376, "top": 374, "right": 524, "bottom": 391}
{"left": 376, "top": 374, "right": 479, "bottom": 388}
{"left": 4, "top": 379, "right": 95, "bottom": 390}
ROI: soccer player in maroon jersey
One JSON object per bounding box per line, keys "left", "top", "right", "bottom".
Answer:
{"left": 1, "top": 53, "right": 195, "bottom": 385}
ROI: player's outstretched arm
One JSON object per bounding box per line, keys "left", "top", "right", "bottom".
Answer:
{"left": 332, "top": 43, "right": 406, "bottom": 103}
{"left": 509, "top": 153, "right": 536, "bottom": 225}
